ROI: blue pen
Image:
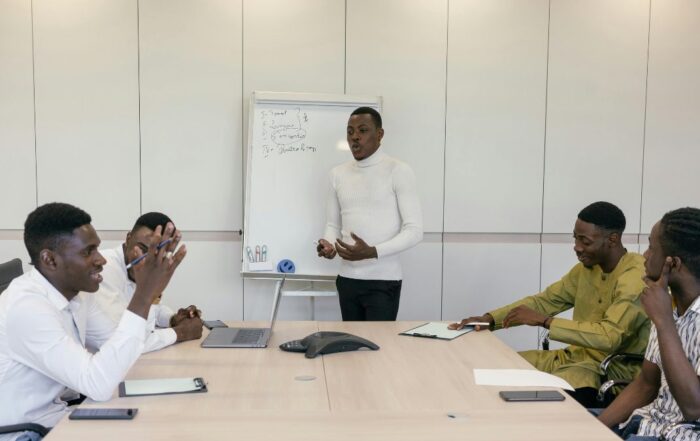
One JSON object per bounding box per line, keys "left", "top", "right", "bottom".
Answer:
{"left": 261, "top": 245, "right": 268, "bottom": 262}
{"left": 125, "top": 238, "right": 173, "bottom": 269}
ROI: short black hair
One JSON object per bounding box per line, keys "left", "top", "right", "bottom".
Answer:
{"left": 24, "top": 202, "right": 92, "bottom": 265}
{"left": 659, "top": 207, "right": 700, "bottom": 279}
{"left": 132, "top": 212, "right": 174, "bottom": 233}
{"left": 350, "top": 107, "right": 382, "bottom": 129}
{"left": 578, "top": 201, "right": 626, "bottom": 233}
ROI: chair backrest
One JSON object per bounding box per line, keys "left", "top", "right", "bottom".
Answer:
{"left": 0, "top": 258, "right": 23, "bottom": 294}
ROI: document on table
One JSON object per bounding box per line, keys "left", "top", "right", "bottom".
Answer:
{"left": 400, "top": 322, "right": 473, "bottom": 340}
{"left": 473, "top": 369, "right": 574, "bottom": 391}
{"left": 119, "top": 377, "right": 208, "bottom": 397}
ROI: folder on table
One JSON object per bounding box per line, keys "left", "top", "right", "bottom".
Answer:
{"left": 399, "top": 322, "right": 473, "bottom": 340}
{"left": 118, "top": 377, "right": 208, "bottom": 397}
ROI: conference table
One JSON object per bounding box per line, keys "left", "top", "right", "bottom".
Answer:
{"left": 46, "top": 321, "right": 618, "bottom": 440}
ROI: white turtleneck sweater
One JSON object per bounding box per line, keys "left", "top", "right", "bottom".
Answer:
{"left": 323, "top": 150, "right": 423, "bottom": 281}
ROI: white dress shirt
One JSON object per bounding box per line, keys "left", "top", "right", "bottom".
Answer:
{"left": 0, "top": 269, "right": 146, "bottom": 440}
{"left": 97, "top": 246, "right": 177, "bottom": 352}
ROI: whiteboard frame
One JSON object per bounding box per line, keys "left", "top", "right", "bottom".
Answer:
{"left": 242, "top": 91, "right": 383, "bottom": 279}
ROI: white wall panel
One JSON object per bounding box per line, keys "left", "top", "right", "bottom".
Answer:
{"left": 0, "top": 0, "right": 36, "bottom": 228}
{"left": 33, "top": 0, "right": 140, "bottom": 229}
{"left": 346, "top": 0, "right": 447, "bottom": 232}
{"left": 641, "top": 0, "right": 700, "bottom": 232}
{"left": 444, "top": 0, "right": 548, "bottom": 233}
{"left": 543, "top": 0, "right": 649, "bottom": 233}
{"left": 442, "top": 240, "right": 541, "bottom": 351}
{"left": 140, "top": 0, "right": 243, "bottom": 231}
{"left": 166, "top": 240, "right": 243, "bottom": 321}
{"left": 242, "top": 0, "right": 344, "bottom": 113}
{"left": 398, "top": 240, "right": 443, "bottom": 320}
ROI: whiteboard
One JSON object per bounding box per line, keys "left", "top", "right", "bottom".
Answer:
{"left": 243, "top": 91, "right": 382, "bottom": 277}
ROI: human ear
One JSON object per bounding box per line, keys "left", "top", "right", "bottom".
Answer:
{"left": 607, "top": 232, "right": 620, "bottom": 247}
{"left": 670, "top": 256, "right": 683, "bottom": 272}
{"left": 39, "top": 249, "right": 57, "bottom": 271}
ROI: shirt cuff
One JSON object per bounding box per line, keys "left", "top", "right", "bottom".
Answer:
{"left": 162, "top": 328, "right": 177, "bottom": 346}
{"left": 119, "top": 310, "right": 148, "bottom": 341}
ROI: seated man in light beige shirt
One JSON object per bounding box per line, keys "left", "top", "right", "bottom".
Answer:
{"left": 0, "top": 202, "right": 186, "bottom": 440}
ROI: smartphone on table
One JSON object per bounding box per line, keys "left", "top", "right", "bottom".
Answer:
{"left": 203, "top": 320, "right": 228, "bottom": 330}
{"left": 69, "top": 408, "right": 138, "bottom": 420}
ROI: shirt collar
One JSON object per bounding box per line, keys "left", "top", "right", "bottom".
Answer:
{"left": 117, "top": 244, "right": 136, "bottom": 289}
{"left": 685, "top": 295, "right": 700, "bottom": 315}
{"left": 28, "top": 268, "right": 70, "bottom": 311}
{"left": 355, "top": 150, "right": 386, "bottom": 168}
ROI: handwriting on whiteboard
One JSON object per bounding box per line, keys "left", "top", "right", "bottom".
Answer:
{"left": 259, "top": 108, "right": 318, "bottom": 158}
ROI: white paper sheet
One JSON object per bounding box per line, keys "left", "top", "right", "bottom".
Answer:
{"left": 473, "top": 369, "right": 574, "bottom": 391}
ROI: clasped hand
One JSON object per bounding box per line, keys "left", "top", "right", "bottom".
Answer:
{"left": 335, "top": 233, "right": 377, "bottom": 261}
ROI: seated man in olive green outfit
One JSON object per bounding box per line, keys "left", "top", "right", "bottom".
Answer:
{"left": 450, "top": 201, "right": 650, "bottom": 407}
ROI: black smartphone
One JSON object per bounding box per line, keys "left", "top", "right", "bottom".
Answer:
{"left": 69, "top": 408, "right": 138, "bottom": 420}
{"left": 499, "top": 390, "right": 565, "bottom": 402}
{"left": 203, "top": 320, "right": 228, "bottom": 330}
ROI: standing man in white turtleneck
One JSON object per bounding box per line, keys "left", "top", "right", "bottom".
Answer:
{"left": 316, "top": 107, "right": 423, "bottom": 321}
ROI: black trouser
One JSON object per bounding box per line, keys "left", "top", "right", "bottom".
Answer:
{"left": 336, "top": 276, "right": 402, "bottom": 321}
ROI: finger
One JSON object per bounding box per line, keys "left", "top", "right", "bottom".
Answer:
{"left": 158, "top": 223, "right": 176, "bottom": 262}
{"left": 336, "top": 239, "right": 351, "bottom": 250}
{"left": 336, "top": 248, "right": 350, "bottom": 259}
{"left": 447, "top": 323, "right": 460, "bottom": 330}
{"left": 147, "top": 225, "right": 164, "bottom": 264}
{"left": 659, "top": 257, "right": 672, "bottom": 287}
{"left": 165, "top": 230, "right": 182, "bottom": 254}
{"left": 169, "top": 245, "right": 187, "bottom": 270}
{"left": 350, "top": 232, "right": 364, "bottom": 244}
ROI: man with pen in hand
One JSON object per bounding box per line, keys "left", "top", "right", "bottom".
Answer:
{"left": 597, "top": 207, "right": 700, "bottom": 441}
{"left": 96, "top": 212, "right": 202, "bottom": 353}
{"left": 449, "top": 201, "right": 650, "bottom": 408}
{"left": 0, "top": 203, "right": 186, "bottom": 440}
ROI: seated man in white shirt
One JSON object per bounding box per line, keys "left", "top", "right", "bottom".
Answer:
{"left": 97, "top": 212, "right": 202, "bottom": 352}
{"left": 0, "top": 202, "right": 186, "bottom": 440}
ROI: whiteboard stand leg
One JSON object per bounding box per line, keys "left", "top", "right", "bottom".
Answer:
{"left": 310, "top": 296, "right": 315, "bottom": 321}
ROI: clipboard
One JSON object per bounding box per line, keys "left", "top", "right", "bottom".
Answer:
{"left": 118, "top": 377, "right": 208, "bottom": 397}
{"left": 399, "top": 322, "right": 474, "bottom": 340}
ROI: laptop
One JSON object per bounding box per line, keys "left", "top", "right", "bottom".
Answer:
{"left": 201, "top": 281, "right": 283, "bottom": 348}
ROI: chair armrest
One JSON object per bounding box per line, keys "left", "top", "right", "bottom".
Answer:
{"left": 600, "top": 352, "right": 644, "bottom": 374}
{"left": 597, "top": 378, "right": 633, "bottom": 403}
{"left": 0, "top": 423, "right": 50, "bottom": 436}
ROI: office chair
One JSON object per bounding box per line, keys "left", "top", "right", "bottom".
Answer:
{"left": 0, "top": 258, "right": 23, "bottom": 294}
{"left": 0, "top": 423, "right": 50, "bottom": 438}
{"left": 540, "top": 330, "right": 643, "bottom": 407}
{"left": 596, "top": 352, "right": 644, "bottom": 405}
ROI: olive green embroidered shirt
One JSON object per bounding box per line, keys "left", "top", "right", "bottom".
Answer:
{"left": 488, "top": 252, "right": 650, "bottom": 380}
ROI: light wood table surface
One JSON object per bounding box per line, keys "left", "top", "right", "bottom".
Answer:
{"left": 45, "top": 321, "right": 618, "bottom": 440}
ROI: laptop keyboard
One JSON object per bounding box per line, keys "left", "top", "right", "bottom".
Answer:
{"left": 232, "top": 329, "right": 265, "bottom": 344}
